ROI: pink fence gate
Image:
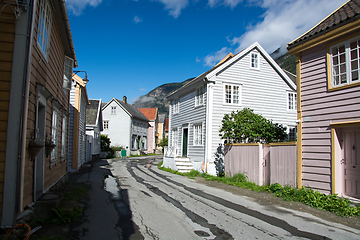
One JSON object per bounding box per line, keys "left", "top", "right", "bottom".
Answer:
{"left": 224, "top": 143, "right": 297, "bottom": 187}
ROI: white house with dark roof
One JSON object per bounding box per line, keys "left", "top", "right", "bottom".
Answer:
{"left": 102, "top": 97, "right": 149, "bottom": 156}
{"left": 86, "top": 99, "right": 103, "bottom": 162}
{"left": 164, "top": 42, "right": 297, "bottom": 175}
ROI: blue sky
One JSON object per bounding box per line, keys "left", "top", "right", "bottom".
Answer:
{"left": 65, "top": 0, "right": 345, "bottom": 104}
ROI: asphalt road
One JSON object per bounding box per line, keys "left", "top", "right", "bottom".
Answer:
{"left": 73, "top": 157, "right": 360, "bottom": 240}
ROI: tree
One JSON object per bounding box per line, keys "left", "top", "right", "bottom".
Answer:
{"left": 158, "top": 136, "right": 168, "bottom": 148}
{"left": 101, "top": 135, "right": 114, "bottom": 158}
{"left": 219, "top": 108, "right": 288, "bottom": 144}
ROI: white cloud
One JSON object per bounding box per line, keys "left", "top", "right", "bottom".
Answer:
{"left": 208, "top": 0, "right": 243, "bottom": 9}
{"left": 136, "top": 96, "right": 156, "bottom": 104}
{"left": 139, "top": 88, "right": 146, "bottom": 91}
{"left": 196, "top": 57, "right": 201, "bottom": 63}
{"left": 204, "top": 47, "right": 232, "bottom": 67}
{"left": 134, "top": 16, "right": 143, "bottom": 23}
{"left": 65, "top": 0, "right": 103, "bottom": 16}
{"left": 155, "top": 0, "right": 189, "bottom": 18}
{"left": 230, "top": 0, "right": 344, "bottom": 55}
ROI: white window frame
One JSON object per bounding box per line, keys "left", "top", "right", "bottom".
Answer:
{"left": 61, "top": 116, "right": 67, "bottom": 159}
{"left": 111, "top": 106, "right": 116, "bottom": 115}
{"left": 195, "top": 86, "right": 204, "bottom": 107}
{"left": 37, "top": 0, "right": 52, "bottom": 59}
{"left": 173, "top": 98, "right": 179, "bottom": 114}
{"left": 104, "top": 120, "right": 109, "bottom": 130}
{"left": 287, "top": 92, "right": 297, "bottom": 111}
{"left": 250, "top": 52, "right": 260, "bottom": 70}
{"left": 171, "top": 128, "right": 178, "bottom": 147}
{"left": 51, "top": 109, "right": 59, "bottom": 162}
{"left": 63, "top": 56, "right": 73, "bottom": 90}
{"left": 224, "top": 83, "right": 241, "bottom": 105}
{"left": 193, "top": 123, "right": 203, "bottom": 146}
{"left": 330, "top": 35, "right": 360, "bottom": 88}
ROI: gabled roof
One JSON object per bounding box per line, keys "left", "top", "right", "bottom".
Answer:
{"left": 102, "top": 98, "right": 149, "bottom": 122}
{"left": 138, "top": 108, "right": 158, "bottom": 121}
{"left": 288, "top": 0, "right": 360, "bottom": 50}
{"left": 168, "top": 42, "right": 295, "bottom": 99}
{"left": 86, "top": 99, "right": 103, "bottom": 130}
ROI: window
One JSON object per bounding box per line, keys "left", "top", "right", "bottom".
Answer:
{"left": 173, "top": 98, "right": 179, "bottom": 114}
{"left": 61, "top": 116, "right": 67, "bottom": 158}
{"left": 224, "top": 84, "right": 241, "bottom": 105}
{"left": 63, "top": 56, "right": 74, "bottom": 90}
{"left": 330, "top": 36, "right": 360, "bottom": 88}
{"left": 250, "top": 52, "right": 259, "bottom": 69}
{"left": 288, "top": 92, "right": 297, "bottom": 110}
{"left": 37, "top": 0, "right": 52, "bottom": 58}
{"left": 193, "top": 124, "right": 203, "bottom": 146}
{"left": 195, "top": 86, "right": 204, "bottom": 107}
{"left": 111, "top": 106, "right": 116, "bottom": 115}
{"left": 51, "top": 110, "right": 58, "bottom": 161}
{"left": 289, "top": 127, "right": 297, "bottom": 141}
{"left": 171, "top": 128, "right": 178, "bottom": 146}
{"left": 104, "top": 120, "right": 109, "bottom": 130}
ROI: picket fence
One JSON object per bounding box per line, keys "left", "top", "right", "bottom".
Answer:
{"left": 224, "top": 142, "right": 297, "bottom": 187}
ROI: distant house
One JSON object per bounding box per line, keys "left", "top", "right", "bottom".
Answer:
{"left": 164, "top": 118, "right": 169, "bottom": 138}
{"left": 86, "top": 99, "right": 103, "bottom": 162}
{"left": 68, "top": 74, "right": 89, "bottom": 172}
{"left": 287, "top": 0, "right": 360, "bottom": 199}
{"left": 138, "top": 108, "right": 159, "bottom": 153}
{"left": 102, "top": 97, "right": 149, "bottom": 155}
{"left": 0, "top": 0, "right": 76, "bottom": 226}
{"left": 164, "top": 42, "right": 297, "bottom": 174}
{"left": 157, "top": 114, "right": 166, "bottom": 149}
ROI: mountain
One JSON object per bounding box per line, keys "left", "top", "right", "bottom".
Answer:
{"left": 132, "top": 78, "right": 194, "bottom": 116}
{"left": 271, "top": 48, "right": 296, "bottom": 75}
{"left": 133, "top": 51, "right": 296, "bottom": 116}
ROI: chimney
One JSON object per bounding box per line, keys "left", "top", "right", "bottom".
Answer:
{"left": 123, "top": 96, "right": 127, "bottom": 104}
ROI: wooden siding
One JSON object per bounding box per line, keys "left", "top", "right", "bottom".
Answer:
{"left": 79, "top": 89, "right": 87, "bottom": 167}
{"left": 225, "top": 143, "right": 297, "bottom": 186}
{"left": 210, "top": 49, "right": 297, "bottom": 164}
{"left": 23, "top": 1, "right": 69, "bottom": 207}
{"left": 0, "top": 3, "right": 15, "bottom": 223}
{"left": 68, "top": 82, "right": 76, "bottom": 171}
{"left": 300, "top": 34, "right": 360, "bottom": 195}
{"left": 169, "top": 84, "right": 207, "bottom": 163}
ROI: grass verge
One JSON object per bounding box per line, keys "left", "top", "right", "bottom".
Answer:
{"left": 158, "top": 161, "right": 360, "bottom": 218}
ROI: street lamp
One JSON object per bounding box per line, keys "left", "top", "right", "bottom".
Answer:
{"left": 73, "top": 71, "right": 89, "bottom": 84}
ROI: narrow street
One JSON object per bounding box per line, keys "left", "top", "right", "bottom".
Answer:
{"left": 72, "top": 157, "right": 360, "bottom": 240}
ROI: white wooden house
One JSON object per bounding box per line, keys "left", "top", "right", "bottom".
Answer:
{"left": 86, "top": 99, "right": 103, "bottom": 162}
{"left": 102, "top": 97, "right": 149, "bottom": 156}
{"left": 164, "top": 42, "right": 297, "bottom": 175}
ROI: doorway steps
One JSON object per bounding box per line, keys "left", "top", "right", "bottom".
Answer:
{"left": 175, "top": 158, "right": 193, "bottom": 173}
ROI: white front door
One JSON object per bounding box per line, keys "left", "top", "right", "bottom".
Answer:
{"left": 343, "top": 128, "right": 360, "bottom": 199}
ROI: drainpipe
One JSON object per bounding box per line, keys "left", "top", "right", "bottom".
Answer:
{"left": 18, "top": 0, "right": 38, "bottom": 213}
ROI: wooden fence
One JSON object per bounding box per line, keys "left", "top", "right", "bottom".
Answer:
{"left": 224, "top": 142, "right": 297, "bottom": 187}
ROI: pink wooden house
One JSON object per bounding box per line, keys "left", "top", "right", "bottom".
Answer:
{"left": 287, "top": 0, "right": 360, "bottom": 200}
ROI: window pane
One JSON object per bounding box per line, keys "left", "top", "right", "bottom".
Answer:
{"left": 352, "top": 71, "right": 359, "bottom": 81}
{"left": 225, "top": 85, "right": 231, "bottom": 103}
{"left": 333, "top": 56, "right": 338, "bottom": 65}
{"left": 350, "top": 40, "right": 357, "bottom": 49}
{"left": 340, "top": 63, "right": 346, "bottom": 73}
{"left": 340, "top": 74, "right": 347, "bottom": 84}
{"left": 339, "top": 45, "right": 345, "bottom": 53}
{"left": 340, "top": 53, "right": 346, "bottom": 63}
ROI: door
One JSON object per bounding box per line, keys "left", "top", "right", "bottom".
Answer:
{"left": 182, "top": 128, "right": 188, "bottom": 157}
{"left": 343, "top": 129, "right": 360, "bottom": 199}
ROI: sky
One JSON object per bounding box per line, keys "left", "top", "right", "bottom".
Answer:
{"left": 65, "top": 0, "right": 346, "bottom": 104}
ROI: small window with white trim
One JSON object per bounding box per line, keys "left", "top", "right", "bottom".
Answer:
{"left": 61, "top": 116, "right": 67, "bottom": 158}
{"left": 193, "top": 123, "right": 203, "bottom": 146}
{"left": 195, "top": 86, "right": 204, "bottom": 107}
{"left": 250, "top": 52, "right": 259, "bottom": 69}
{"left": 37, "top": 0, "right": 52, "bottom": 58}
{"left": 171, "top": 128, "right": 178, "bottom": 146}
{"left": 111, "top": 106, "right": 116, "bottom": 115}
{"left": 173, "top": 98, "right": 179, "bottom": 114}
{"left": 287, "top": 92, "right": 297, "bottom": 111}
{"left": 224, "top": 84, "right": 241, "bottom": 105}
{"left": 104, "top": 120, "right": 109, "bottom": 129}
{"left": 51, "top": 110, "right": 59, "bottom": 162}
{"left": 330, "top": 35, "right": 360, "bottom": 88}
